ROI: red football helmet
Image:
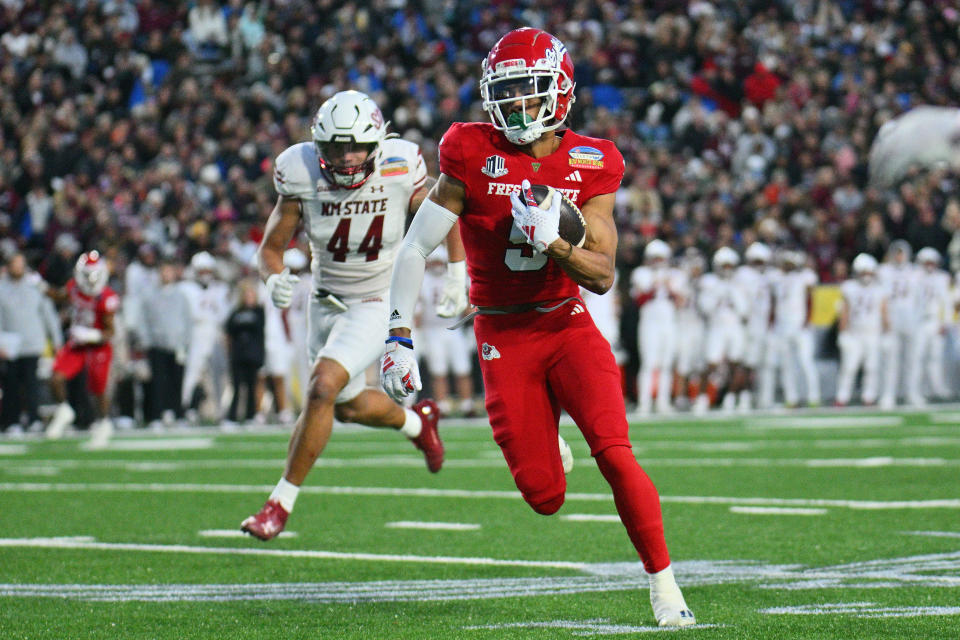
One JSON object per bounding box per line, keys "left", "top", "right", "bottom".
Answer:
{"left": 480, "top": 28, "right": 576, "bottom": 145}
{"left": 74, "top": 250, "right": 109, "bottom": 296}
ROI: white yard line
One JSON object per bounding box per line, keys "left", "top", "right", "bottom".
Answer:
{"left": 2, "top": 481, "right": 958, "bottom": 510}
{"left": 560, "top": 514, "right": 621, "bottom": 523}
{"left": 729, "top": 506, "right": 827, "bottom": 516}
{"left": 746, "top": 416, "right": 903, "bottom": 430}
{"left": 0, "top": 444, "right": 28, "bottom": 455}
{"left": 101, "top": 438, "right": 213, "bottom": 451}
{"left": 926, "top": 413, "right": 960, "bottom": 424}
{"left": 385, "top": 521, "right": 481, "bottom": 531}
{"left": 198, "top": 529, "right": 297, "bottom": 539}
{"left": 0, "top": 537, "right": 585, "bottom": 570}
{"left": 901, "top": 531, "right": 960, "bottom": 539}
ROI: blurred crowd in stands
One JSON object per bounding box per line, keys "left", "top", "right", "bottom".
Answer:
{"left": 4, "top": 0, "right": 960, "bottom": 430}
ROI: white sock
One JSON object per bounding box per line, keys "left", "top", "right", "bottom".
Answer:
{"left": 269, "top": 477, "right": 300, "bottom": 513}
{"left": 399, "top": 408, "right": 422, "bottom": 438}
{"left": 649, "top": 564, "right": 687, "bottom": 604}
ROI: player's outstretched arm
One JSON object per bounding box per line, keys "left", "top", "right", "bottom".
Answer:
{"left": 544, "top": 192, "right": 617, "bottom": 294}
{"left": 257, "top": 195, "right": 302, "bottom": 309}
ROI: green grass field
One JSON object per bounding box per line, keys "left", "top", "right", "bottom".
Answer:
{"left": 1, "top": 409, "right": 959, "bottom": 639}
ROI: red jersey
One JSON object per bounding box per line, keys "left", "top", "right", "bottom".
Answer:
{"left": 65, "top": 279, "right": 120, "bottom": 331}
{"left": 438, "top": 122, "right": 624, "bottom": 307}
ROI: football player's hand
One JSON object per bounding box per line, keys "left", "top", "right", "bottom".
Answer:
{"left": 837, "top": 331, "right": 853, "bottom": 351}
{"left": 69, "top": 325, "right": 103, "bottom": 345}
{"left": 380, "top": 337, "right": 421, "bottom": 401}
{"left": 436, "top": 261, "right": 468, "bottom": 318}
{"left": 265, "top": 268, "right": 299, "bottom": 309}
{"left": 509, "top": 179, "right": 560, "bottom": 253}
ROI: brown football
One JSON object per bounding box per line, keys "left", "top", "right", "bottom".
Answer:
{"left": 526, "top": 184, "right": 587, "bottom": 248}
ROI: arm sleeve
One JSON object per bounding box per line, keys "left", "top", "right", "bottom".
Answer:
{"left": 388, "top": 198, "right": 459, "bottom": 331}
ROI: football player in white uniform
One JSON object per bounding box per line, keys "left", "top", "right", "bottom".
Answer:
{"left": 877, "top": 240, "right": 918, "bottom": 409}
{"left": 179, "top": 251, "right": 231, "bottom": 420}
{"left": 630, "top": 239, "right": 685, "bottom": 415}
{"left": 697, "top": 247, "right": 749, "bottom": 412}
{"left": 908, "top": 247, "right": 952, "bottom": 404}
{"left": 282, "top": 248, "right": 313, "bottom": 411}
{"left": 241, "top": 91, "right": 467, "bottom": 541}
{"left": 772, "top": 249, "right": 821, "bottom": 407}
{"left": 675, "top": 249, "right": 706, "bottom": 412}
{"left": 836, "top": 254, "right": 888, "bottom": 406}
{"left": 734, "top": 242, "right": 775, "bottom": 411}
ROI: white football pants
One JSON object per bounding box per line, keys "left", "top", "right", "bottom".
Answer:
{"left": 778, "top": 328, "right": 820, "bottom": 406}
{"left": 908, "top": 322, "right": 950, "bottom": 402}
{"left": 638, "top": 318, "right": 676, "bottom": 412}
{"left": 836, "top": 331, "right": 881, "bottom": 405}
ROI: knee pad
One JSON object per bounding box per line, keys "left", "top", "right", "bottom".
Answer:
{"left": 514, "top": 467, "right": 565, "bottom": 515}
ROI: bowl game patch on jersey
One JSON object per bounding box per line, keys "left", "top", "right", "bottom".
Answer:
{"left": 568, "top": 145, "right": 605, "bottom": 170}
{"left": 380, "top": 157, "right": 409, "bottom": 176}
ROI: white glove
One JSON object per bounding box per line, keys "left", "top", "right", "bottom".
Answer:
{"left": 509, "top": 179, "right": 561, "bottom": 253}
{"left": 436, "top": 261, "right": 468, "bottom": 318}
{"left": 837, "top": 331, "right": 853, "bottom": 352}
{"left": 69, "top": 325, "right": 103, "bottom": 345}
{"left": 265, "top": 268, "right": 299, "bottom": 309}
{"left": 380, "top": 337, "right": 421, "bottom": 402}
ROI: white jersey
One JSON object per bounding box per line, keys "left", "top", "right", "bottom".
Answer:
{"left": 840, "top": 278, "right": 886, "bottom": 333}
{"left": 734, "top": 264, "right": 773, "bottom": 333}
{"left": 698, "top": 273, "right": 748, "bottom": 326}
{"left": 179, "top": 280, "right": 231, "bottom": 332}
{"left": 877, "top": 263, "right": 918, "bottom": 331}
{"left": 273, "top": 139, "right": 427, "bottom": 299}
{"left": 629, "top": 265, "right": 685, "bottom": 325}
{"left": 773, "top": 268, "right": 817, "bottom": 333}
{"left": 915, "top": 268, "right": 951, "bottom": 323}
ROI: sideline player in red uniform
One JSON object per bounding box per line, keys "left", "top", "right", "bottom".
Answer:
{"left": 46, "top": 251, "right": 120, "bottom": 448}
{"left": 380, "top": 28, "right": 695, "bottom": 627}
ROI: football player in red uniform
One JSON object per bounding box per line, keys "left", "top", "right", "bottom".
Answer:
{"left": 380, "top": 28, "right": 695, "bottom": 627}
{"left": 46, "top": 251, "right": 120, "bottom": 448}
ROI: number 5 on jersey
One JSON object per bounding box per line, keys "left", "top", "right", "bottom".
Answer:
{"left": 326, "top": 215, "right": 385, "bottom": 262}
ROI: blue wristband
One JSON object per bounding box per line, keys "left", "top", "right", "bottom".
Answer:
{"left": 385, "top": 336, "right": 414, "bottom": 349}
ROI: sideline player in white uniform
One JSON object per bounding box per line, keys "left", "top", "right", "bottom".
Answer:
{"left": 630, "top": 239, "right": 684, "bottom": 415}
{"left": 697, "top": 247, "right": 748, "bottom": 412}
{"left": 675, "top": 249, "right": 705, "bottom": 412}
{"left": 417, "top": 246, "right": 475, "bottom": 416}
{"left": 179, "top": 251, "right": 231, "bottom": 419}
{"left": 240, "top": 91, "right": 467, "bottom": 541}
{"left": 877, "top": 240, "right": 917, "bottom": 408}
{"left": 836, "top": 254, "right": 888, "bottom": 406}
{"left": 734, "top": 242, "right": 774, "bottom": 411}
{"left": 772, "top": 249, "right": 821, "bottom": 407}
{"left": 909, "top": 247, "right": 952, "bottom": 404}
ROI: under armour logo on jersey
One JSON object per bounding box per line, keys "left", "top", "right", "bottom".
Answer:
{"left": 565, "top": 170, "right": 583, "bottom": 182}
{"left": 481, "top": 343, "right": 501, "bottom": 360}
{"left": 368, "top": 184, "right": 384, "bottom": 193}
{"left": 481, "top": 155, "right": 508, "bottom": 178}
{"left": 570, "top": 303, "right": 585, "bottom": 315}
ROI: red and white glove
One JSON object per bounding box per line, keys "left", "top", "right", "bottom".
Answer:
{"left": 265, "top": 268, "right": 300, "bottom": 309}
{"left": 380, "top": 337, "right": 421, "bottom": 401}
{"left": 69, "top": 325, "right": 103, "bottom": 345}
{"left": 509, "top": 179, "right": 560, "bottom": 253}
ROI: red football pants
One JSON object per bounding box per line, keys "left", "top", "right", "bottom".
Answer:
{"left": 52, "top": 343, "right": 113, "bottom": 395}
{"left": 474, "top": 300, "right": 670, "bottom": 572}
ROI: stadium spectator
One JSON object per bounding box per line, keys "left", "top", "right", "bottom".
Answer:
{"left": 224, "top": 279, "right": 265, "bottom": 425}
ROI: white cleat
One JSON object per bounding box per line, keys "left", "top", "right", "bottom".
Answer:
{"left": 46, "top": 402, "right": 75, "bottom": 440}
{"left": 88, "top": 418, "right": 114, "bottom": 450}
{"left": 649, "top": 564, "right": 696, "bottom": 627}
{"left": 558, "top": 434, "right": 574, "bottom": 474}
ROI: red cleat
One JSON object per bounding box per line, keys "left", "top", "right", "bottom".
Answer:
{"left": 411, "top": 399, "right": 444, "bottom": 473}
{"left": 240, "top": 499, "right": 289, "bottom": 541}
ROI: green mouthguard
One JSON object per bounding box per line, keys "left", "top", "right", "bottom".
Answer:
{"left": 507, "top": 112, "right": 534, "bottom": 129}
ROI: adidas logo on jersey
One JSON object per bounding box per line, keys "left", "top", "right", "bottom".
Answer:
{"left": 565, "top": 170, "right": 583, "bottom": 182}
{"left": 570, "top": 303, "right": 585, "bottom": 315}
{"left": 390, "top": 309, "right": 401, "bottom": 321}
{"left": 481, "top": 343, "right": 501, "bottom": 360}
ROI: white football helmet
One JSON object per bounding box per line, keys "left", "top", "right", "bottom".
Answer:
{"left": 712, "top": 246, "right": 740, "bottom": 273}
{"left": 310, "top": 90, "right": 387, "bottom": 189}
{"left": 886, "top": 239, "right": 912, "bottom": 265}
{"left": 74, "top": 250, "right": 109, "bottom": 296}
{"left": 744, "top": 242, "right": 772, "bottom": 265}
{"left": 852, "top": 253, "right": 878, "bottom": 278}
{"left": 869, "top": 106, "right": 960, "bottom": 187}
{"left": 916, "top": 246, "right": 941, "bottom": 268}
{"left": 644, "top": 239, "right": 671, "bottom": 264}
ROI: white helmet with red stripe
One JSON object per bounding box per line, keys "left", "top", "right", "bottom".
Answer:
{"left": 310, "top": 90, "right": 387, "bottom": 189}
{"left": 480, "top": 28, "right": 576, "bottom": 145}
{"left": 74, "top": 250, "right": 109, "bottom": 296}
